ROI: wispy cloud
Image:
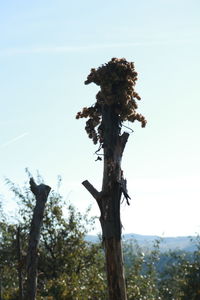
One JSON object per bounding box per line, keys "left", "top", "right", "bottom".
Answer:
{"left": 0, "top": 43, "right": 140, "bottom": 56}
{"left": 0, "top": 38, "right": 195, "bottom": 56}
{"left": 0, "top": 132, "right": 29, "bottom": 149}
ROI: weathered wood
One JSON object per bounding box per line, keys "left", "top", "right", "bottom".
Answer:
{"left": 101, "top": 105, "right": 128, "bottom": 300}
{"left": 0, "top": 271, "right": 2, "bottom": 300}
{"left": 83, "top": 106, "right": 129, "bottom": 300}
{"left": 105, "top": 238, "right": 127, "bottom": 300}
{"left": 26, "top": 178, "right": 51, "bottom": 300}
{"left": 80, "top": 58, "right": 146, "bottom": 300}
{"left": 82, "top": 180, "right": 100, "bottom": 201}
{"left": 16, "top": 226, "right": 24, "bottom": 300}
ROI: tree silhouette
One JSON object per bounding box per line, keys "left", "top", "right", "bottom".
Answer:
{"left": 77, "top": 58, "right": 146, "bottom": 300}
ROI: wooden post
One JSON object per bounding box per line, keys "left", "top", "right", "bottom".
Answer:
{"left": 0, "top": 267, "right": 2, "bottom": 300}
{"left": 16, "top": 226, "right": 24, "bottom": 300}
{"left": 77, "top": 58, "right": 146, "bottom": 300}
{"left": 26, "top": 178, "right": 51, "bottom": 300}
{"left": 83, "top": 130, "right": 129, "bottom": 299}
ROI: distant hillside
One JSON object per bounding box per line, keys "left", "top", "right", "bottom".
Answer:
{"left": 86, "top": 233, "right": 197, "bottom": 252}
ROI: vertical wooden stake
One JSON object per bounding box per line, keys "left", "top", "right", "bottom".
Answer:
{"left": 77, "top": 58, "right": 146, "bottom": 300}
{"left": 17, "top": 226, "right": 24, "bottom": 300}
{"left": 26, "top": 178, "right": 51, "bottom": 300}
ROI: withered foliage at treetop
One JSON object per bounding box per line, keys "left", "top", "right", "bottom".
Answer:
{"left": 76, "top": 58, "right": 147, "bottom": 144}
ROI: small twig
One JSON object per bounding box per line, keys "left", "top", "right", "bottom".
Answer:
{"left": 94, "top": 144, "right": 104, "bottom": 161}
{"left": 119, "top": 132, "right": 129, "bottom": 155}
{"left": 94, "top": 143, "right": 103, "bottom": 155}
{"left": 95, "top": 156, "right": 102, "bottom": 161}
{"left": 122, "top": 124, "right": 134, "bottom": 133}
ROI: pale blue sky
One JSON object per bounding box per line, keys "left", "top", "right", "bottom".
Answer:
{"left": 0, "top": 0, "right": 200, "bottom": 236}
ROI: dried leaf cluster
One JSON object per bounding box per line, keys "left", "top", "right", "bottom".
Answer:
{"left": 76, "top": 58, "right": 146, "bottom": 144}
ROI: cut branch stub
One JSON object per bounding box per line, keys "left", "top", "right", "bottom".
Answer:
{"left": 119, "top": 132, "right": 129, "bottom": 155}
{"left": 30, "top": 177, "right": 51, "bottom": 198}
{"left": 82, "top": 180, "right": 100, "bottom": 200}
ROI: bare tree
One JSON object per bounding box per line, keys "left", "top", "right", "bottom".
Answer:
{"left": 26, "top": 178, "right": 51, "bottom": 300}
{"left": 77, "top": 58, "right": 146, "bottom": 300}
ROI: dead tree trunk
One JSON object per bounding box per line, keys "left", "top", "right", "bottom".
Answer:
{"left": 77, "top": 58, "right": 146, "bottom": 300}
{"left": 16, "top": 226, "right": 23, "bottom": 300}
{"left": 0, "top": 269, "right": 2, "bottom": 300}
{"left": 26, "top": 178, "right": 51, "bottom": 300}
{"left": 83, "top": 106, "right": 129, "bottom": 300}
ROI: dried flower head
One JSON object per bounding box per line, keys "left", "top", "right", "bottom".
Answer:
{"left": 76, "top": 58, "right": 147, "bottom": 144}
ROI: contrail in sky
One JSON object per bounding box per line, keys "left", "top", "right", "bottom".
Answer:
{"left": 0, "top": 38, "right": 195, "bottom": 56}
{"left": 0, "top": 132, "right": 29, "bottom": 149}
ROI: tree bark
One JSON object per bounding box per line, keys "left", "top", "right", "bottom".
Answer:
{"left": 26, "top": 178, "right": 51, "bottom": 300}
{"left": 16, "top": 226, "right": 24, "bottom": 300}
{"left": 0, "top": 269, "right": 2, "bottom": 300}
{"left": 83, "top": 105, "right": 129, "bottom": 300}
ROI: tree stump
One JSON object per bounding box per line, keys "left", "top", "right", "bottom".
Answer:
{"left": 26, "top": 178, "right": 51, "bottom": 300}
